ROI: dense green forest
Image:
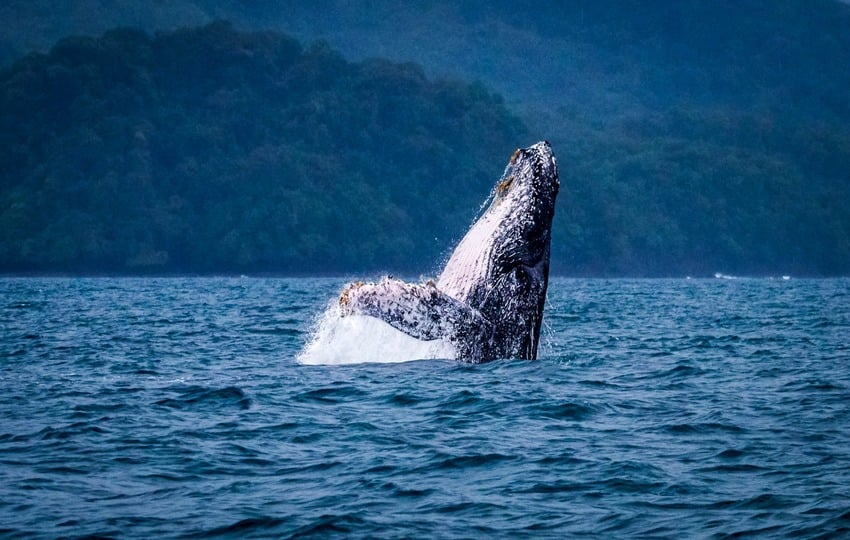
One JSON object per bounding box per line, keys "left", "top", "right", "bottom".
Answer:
{"left": 0, "top": 23, "right": 524, "bottom": 274}
{"left": 1, "top": 1, "right": 850, "bottom": 275}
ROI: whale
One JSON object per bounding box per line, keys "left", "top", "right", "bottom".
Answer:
{"left": 337, "top": 141, "right": 559, "bottom": 363}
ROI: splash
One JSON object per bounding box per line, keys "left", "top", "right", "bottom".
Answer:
{"left": 297, "top": 302, "right": 456, "bottom": 365}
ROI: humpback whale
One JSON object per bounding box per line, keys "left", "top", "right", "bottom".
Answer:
{"left": 337, "top": 141, "right": 559, "bottom": 363}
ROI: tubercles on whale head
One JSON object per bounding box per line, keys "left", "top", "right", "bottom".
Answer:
{"left": 511, "top": 141, "right": 558, "bottom": 190}
{"left": 483, "top": 141, "right": 559, "bottom": 235}
{"left": 491, "top": 142, "right": 558, "bottom": 206}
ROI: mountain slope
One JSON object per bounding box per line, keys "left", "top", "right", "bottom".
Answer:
{"left": 2, "top": 2, "right": 850, "bottom": 275}
{"left": 0, "top": 23, "right": 525, "bottom": 273}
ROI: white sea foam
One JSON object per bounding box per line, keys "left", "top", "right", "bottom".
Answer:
{"left": 297, "top": 304, "right": 456, "bottom": 365}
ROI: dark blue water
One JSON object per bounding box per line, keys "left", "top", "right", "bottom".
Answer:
{"left": 1, "top": 277, "right": 849, "bottom": 538}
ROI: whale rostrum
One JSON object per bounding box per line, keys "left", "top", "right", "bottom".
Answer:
{"left": 338, "top": 141, "right": 559, "bottom": 363}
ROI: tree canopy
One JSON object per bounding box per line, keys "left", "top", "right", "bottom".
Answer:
{"left": 0, "top": 22, "right": 525, "bottom": 274}
{"left": 2, "top": 8, "right": 850, "bottom": 276}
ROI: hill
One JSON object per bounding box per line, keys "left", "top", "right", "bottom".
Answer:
{"left": 2, "top": 2, "right": 850, "bottom": 275}
{"left": 0, "top": 23, "right": 525, "bottom": 273}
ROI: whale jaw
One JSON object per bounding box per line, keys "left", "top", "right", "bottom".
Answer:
{"left": 338, "top": 141, "right": 559, "bottom": 363}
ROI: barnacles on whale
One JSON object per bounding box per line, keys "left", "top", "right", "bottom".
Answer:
{"left": 510, "top": 148, "right": 521, "bottom": 165}
{"left": 497, "top": 175, "right": 515, "bottom": 194}
{"left": 338, "top": 281, "right": 365, "bottom": 309}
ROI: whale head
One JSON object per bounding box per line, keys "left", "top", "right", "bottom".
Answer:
{"left": 437, "top": 141, "right": 559, "bottom": 359}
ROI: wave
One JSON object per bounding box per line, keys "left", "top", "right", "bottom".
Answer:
{"left": 297, "top": 302, "right": 455, "bottom": 365}
{"left": 715, "top": 272, "right": 792, "bottom": 280}
{"left": 154, "top": 386, "right": 251, "bottom": 411}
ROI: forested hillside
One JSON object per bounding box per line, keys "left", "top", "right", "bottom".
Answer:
{"left": 0, "top": 23, "right": 524, "bottom": 273}
{"left": 2, "top": 1, "right": 850, "bottom": 275}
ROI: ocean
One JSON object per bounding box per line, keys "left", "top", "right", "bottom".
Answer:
{"left": 1, "top": 276, "right": 848, "bottom": 538}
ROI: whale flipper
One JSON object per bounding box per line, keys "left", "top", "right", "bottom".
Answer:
{"left": 339, "top": 278, "right": 493, "bottom": 360}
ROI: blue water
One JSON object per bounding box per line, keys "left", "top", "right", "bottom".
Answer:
{"left": 1, "top": 277, "right": 849, "bottom": 538}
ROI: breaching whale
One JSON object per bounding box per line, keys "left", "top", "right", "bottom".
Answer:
{"left": 337, "top": 141, "right": 559, "bottom": 363}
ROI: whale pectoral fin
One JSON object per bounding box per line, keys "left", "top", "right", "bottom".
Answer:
{"left": 339, "top": 278, "right": 492, "bottom": 360}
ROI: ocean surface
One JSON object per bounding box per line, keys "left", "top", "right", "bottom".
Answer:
{"left": 1, "top": 276, "right": 849, "bottom": 538}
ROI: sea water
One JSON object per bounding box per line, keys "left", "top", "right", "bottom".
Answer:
{"left": 1, "top": 276, "right": 849, "bottom": 538}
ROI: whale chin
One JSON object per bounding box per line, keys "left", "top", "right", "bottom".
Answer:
{"left": 336, "top": 141, "right": 559, "bottom": 363}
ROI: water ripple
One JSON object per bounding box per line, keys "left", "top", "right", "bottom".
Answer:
{"left": 0, "top": 277, "right": 848, "bottom": 538}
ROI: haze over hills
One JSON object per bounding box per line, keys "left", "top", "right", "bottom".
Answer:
{"left": 3, "top": 1, "right": 849, "bottom": 122}
{"left": 1, "top": 1, "right": 849, "bottom": 275}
